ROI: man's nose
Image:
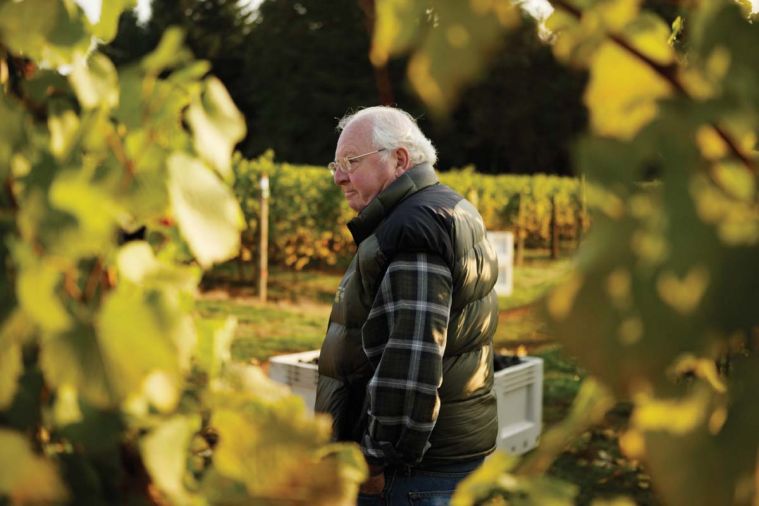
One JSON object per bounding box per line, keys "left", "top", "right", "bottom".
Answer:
{"left": 334, "top": 168, "right": 349, "bottom": 185}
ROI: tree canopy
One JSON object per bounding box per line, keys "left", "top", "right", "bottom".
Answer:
{"left": 106, "top": 0, "right": 588, "bottom": 174}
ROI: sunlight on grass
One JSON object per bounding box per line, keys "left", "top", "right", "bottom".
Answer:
{"left": 198, "top": 255, "right": 573, "bottom": 361}
{"left": 499, "top": 258, "right": 572, "bottom": 311}
{"left": 196, "top": 298, "right": 329, "bottom": 361}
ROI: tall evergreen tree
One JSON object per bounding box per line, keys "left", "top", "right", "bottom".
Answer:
{"left": 110, "top": 0, "right": 588, "bottom": 174}
{"left": 429, "top": 15, "right": 588, "bottom": 174}
{"left": 239, "top": 0, "right": 380, "bottom": 164}
{"left": 146, "top": 0, "right": 255, "bottom": 94}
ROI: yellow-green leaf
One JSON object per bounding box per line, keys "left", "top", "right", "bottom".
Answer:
{"left": 93, "top": 0, "right": 136, "bottom": 43}
{"left": 40, "top": 322, "right": 115, "bottom": 408}
{"left": 141, "top": 27, "right": 192, "bottom": 74}
{"left": 49, "top": 171, "right": 123, "bottom": 253}
{"left": 97, "top": 284, "right": 182, "bottom": 406}
{"left": 452, "top": 451, "right": 578, "bottom": 506}
{"left": 187, "top": 77, "right": 246, "bottom": 178}
{"left": 168, "top": 153, "right": 244, "bottom": 268}
{"left": 116, "top": 241, "right": 200, "bottom": 290}
{"left": 195, "top": 316, "right": 237, "bottom": 379}
{"left": 408, "top": 1, "right": 520, "bottom": 114}
{"left": 0, "top": 429, "right": 68, "bottom": 504}
{"left": 17, "top": 261, "right": 71, "bottom": 333}
{"left": 141, "top": 415, "right": 202, "bottom": 506}
{"left": 69, "top": 53, "right": 119, "bottom": 110}
{"left": 633, "top": 387, "right": 712, "bottom": 435}
{"left": 0, "top": 342, "right": 22, "bottom": 409}
{"left": 48, "top": 99, "right": 80, "bottom": 160}
{"left": 370, "top": 0, "right": 428, "bottom": 67}
{"left": 584, "top": 41, "right": 672, "bottom": 139}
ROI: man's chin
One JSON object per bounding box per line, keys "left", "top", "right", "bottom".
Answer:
{"left": 346, "top": 195, "right": 364, "bottom": 213}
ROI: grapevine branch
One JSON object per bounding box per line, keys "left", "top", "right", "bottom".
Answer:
{"left": 106, "top": 132, "right": 136, "bottom": 181}
{"left": 4, "top": 177, "right": 18, "bottom": 212}
{"left": 64, "top": 269, "right": 83, "bottom": 301}
{"left": 83, "top": 258, "right": 104, "bottom": 302}
{"left": 551, "top": 0, "right": 757, "bottom": 174}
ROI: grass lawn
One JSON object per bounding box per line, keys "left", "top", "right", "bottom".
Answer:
{"left": 198, "top": 253, "right": 572, "bottom": 360}
{"left": 197, "top": 294, "right": 330, "bottom": 362}
{"left": 197, "top": 254, "right": 658, "bottom": 504}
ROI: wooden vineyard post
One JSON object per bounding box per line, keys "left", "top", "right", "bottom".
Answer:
{"left": 515, "top": 193, "right": 524, "bottom": 267}
{"left": 259, "top": 174, "right": 270, "bottom": 303}
{"left": 550, "top": 194, "right": 559, "bottom": 260}
{"left": 577, "top": 174, "right": 587, "bottom": 250}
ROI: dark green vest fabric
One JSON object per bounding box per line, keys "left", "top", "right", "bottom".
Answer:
{"left": 316, "top": 163, "right": 499, "bottom": 466}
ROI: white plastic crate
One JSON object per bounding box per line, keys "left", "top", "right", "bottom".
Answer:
{"left": 486, "top": 231, "right": 514, "bottom": 296}
{"left": 268, "top": 350, "right": 320, "bottom": 410}
{"left": 268, "top": 350, "right": 543, "bottom": 455}
{"left": 494, "top": 356, "right": 543, "bottom": 455}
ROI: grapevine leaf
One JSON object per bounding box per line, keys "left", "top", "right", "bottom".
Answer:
{"left": 212, "top": 404, "right": 360, "bottom": 504}
{"left": 69, "top": 53, "right": 119, "bottom": 110}
{"left": 206, "top": 365, "right": 367, "bottom": 504}
{"left": 641, "top": 356, "right": 759, "bottom": 506}
{"left": 167, "top": 152, "right": 244, "bottom": 268}
{"left": 372, "top": 0, "right": 521, "bottom": 113}
{"left": 195, "top": 316, "right": 237, "bottom": 380}
{"left": 39, "top": 323, "right": 114, "bottom": 408}
{"left": 584, "top": 40, "right": 672, "bottom": 139}
{"left": 93, "top": 0, "right": 136, "bottom": 43}
{"left": 49, "top": 170, "right": 123, "bottom": 256}
{"left": 452, "top": 452, "right": 578, "bottom": 506}
{"left": 412, "top": 1, "right": 520, "bottom": 114}
{"left": 141, "top": 415, "right": 203, "bottom": 506}
{"left": 57, "top": 404, "right": 124, "bottom": 454}
{"left": 97, "top": 283, "right": 182, "bottom": 407}
{"left": 16, "top": 259, "right": 71, "bottom": 333}
{"left": 141, "top": 27, "right": 193, "bottom": 75}
{"left": 115, "top": 67, "right": 147, "bottom": 130}
{"left": 51, "top": 384, "right": 83, "bottom": 426}
{"left": 0, "top": 96, "right": 27, "bottom": 174}
{"left": 0, "top": 0, "right": 90, "bottom": 66}
{"left": 0, "top": 341, "right": 22, "bottom": 410}
{"left": 0, "top": 0, "right": 59, "bottom": 62}
{"left": 117, "top": 241, "right": 200, "bottom": 291}
{"left": 546, "top": 0, "right": 641, "bottom": 66}
{"left": 47, "top": 98, "right": 80, "bottom": 160}
{"left": 316, "top": 442, "right": 368, "bottom": 498}
{"left": 370, "top": 0, "right": 429, "bottom": 66}
{"left": 0, "top": 429, "right": 68, "bottom": 504}
{"left": 187, "top": 77, "right": 246, "bottom": 178}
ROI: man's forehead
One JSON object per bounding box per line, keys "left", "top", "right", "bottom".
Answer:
{"left": 337, "top": 119, "right": 372, "bottom": 151}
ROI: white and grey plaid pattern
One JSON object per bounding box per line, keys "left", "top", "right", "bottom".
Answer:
{"left": 360, "top": 252, "right": 453, "bottom": 467}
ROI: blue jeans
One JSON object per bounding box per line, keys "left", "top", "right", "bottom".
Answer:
{"left": 356, "top": 458, "right": 484, "bottom": 506}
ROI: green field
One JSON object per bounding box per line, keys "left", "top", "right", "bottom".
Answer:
{"left": 198, "top": 255, "right": 572, "bottom": 361}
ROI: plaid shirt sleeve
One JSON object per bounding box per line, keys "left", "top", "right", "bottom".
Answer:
{"left": 360, "top": 252, "right": 453, "bottom": 469}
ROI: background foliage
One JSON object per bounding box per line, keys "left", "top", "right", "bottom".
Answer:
{"left": 0, "top": 1, "right": 364, "bottom": 504}
{"left": 105, "top": 0, "right": 588, "bottom": 175}
{"left": 226, "top": 153, "right": 583, "bottom": 274}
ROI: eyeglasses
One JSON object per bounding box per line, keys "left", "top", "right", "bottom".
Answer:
{"left": 328, "top": 148, "right": 386, "bottom": 176}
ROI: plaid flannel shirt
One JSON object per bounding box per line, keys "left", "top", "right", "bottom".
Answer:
{"left": 360, "top": 252, "right": 453, "bottom": 469}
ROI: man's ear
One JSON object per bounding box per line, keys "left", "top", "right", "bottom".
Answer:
{"left": 394, "top": 147, "right": 411, "bottom": 176}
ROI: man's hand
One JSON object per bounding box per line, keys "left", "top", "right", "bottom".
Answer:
{"left": 359, "top": 471, "right": 385, "bottom": 496}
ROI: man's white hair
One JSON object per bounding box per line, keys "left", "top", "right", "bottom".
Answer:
{"left": 337, "top": 106, "right": 437, "bottom": 167}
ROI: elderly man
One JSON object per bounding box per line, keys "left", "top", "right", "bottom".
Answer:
{"left": 315, "top": 106, "right": 499, "bottom": 505}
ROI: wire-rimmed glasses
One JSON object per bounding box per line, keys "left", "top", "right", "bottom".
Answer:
{"left": 328, "top": 148, "right": 386, "bottom": 176}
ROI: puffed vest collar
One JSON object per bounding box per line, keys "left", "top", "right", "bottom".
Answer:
{"left": 347, "top": 163, "right": 439, "bottom": 246}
